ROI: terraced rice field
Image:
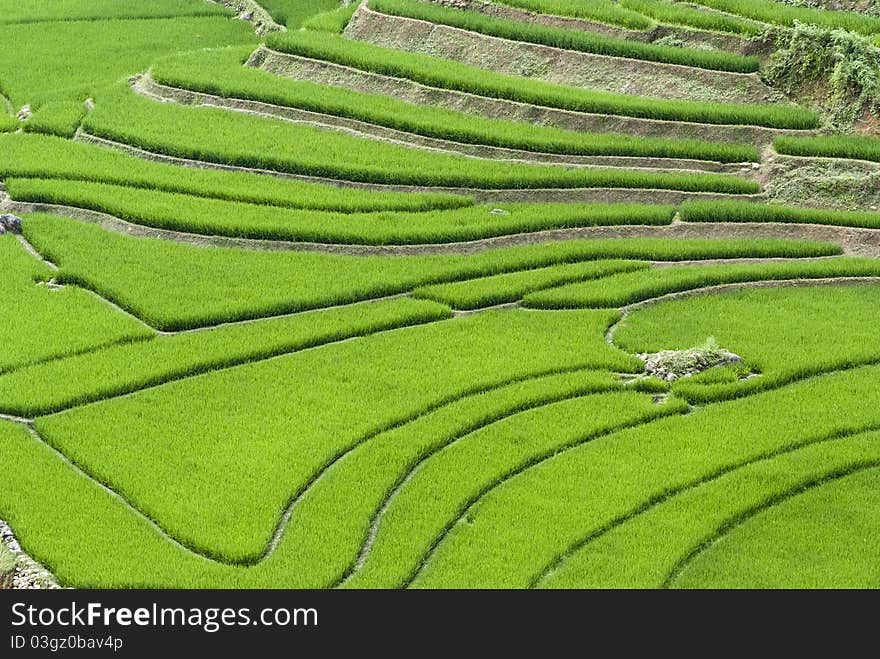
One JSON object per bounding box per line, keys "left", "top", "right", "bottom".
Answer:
{"left": 2, "top": 0, "right": 880, "bottom": 590}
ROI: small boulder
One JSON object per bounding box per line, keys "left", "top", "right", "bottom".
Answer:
{"left": 0, "top": 214, "right": 22, "bottom": 234}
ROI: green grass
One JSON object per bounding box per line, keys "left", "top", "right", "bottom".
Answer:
{"left": 22, "top": 214, "right": 836, "bottom": 331}
{"left": 0, "top": 133, "right": 469, "bottom": 213}
{"left": 0, "top": 113, "right": 16, "bottom": 133}
{"left": 523, "top": 258, "right": 880, "bottom": 308}
{"left": 36, "top": 309, "right": 639, "bottom": 563}
{"left": 0, "top": 0, "right": 230, "bottom": 24}
{"left": 412, "top": 260, "right": 649, "bottom": 310}
{"left": 0, "top": 297, "right": 452, "bottom": 417}
{"left": 152, "top": 47, "right": 760, "bottom": 163}
{"left": 0, "top": 234, "right": 153, "bottom": 374}
{"left": 265, "top": 31, "right": 819, "bottom": 129}
{"left": 83, "top": 85, "right": 760, "bottom": 192}
{"left": 670, "top": 465, "right": 880, "bottom": 588}
{"left": 405, "top": 366, "right": 880, "bottom": 587}
{"left": 256, "top": 0, "right": 342, "bottom": 28}
{"left": 775, "top": 134, "right": 880, "bottom": 163}
{"left": 368, "top": 0, "right": 760, "bottom": 72}
{"left": 615, "top": 285, "right": 880, "bottom": 403}
{"left": 685, "top": 0, "right": 880, "bottom": 35}
{"left": 7, "top": 179, "right": 678, "bottom": 243}
{"left": 22, "top": 101, "right": 86, "bottom": 138}
{"left": 0, "top": 17, "right": 256, "bottom": 105}
{"left": 680, "top": 200, "right": 880, "bottom": 229}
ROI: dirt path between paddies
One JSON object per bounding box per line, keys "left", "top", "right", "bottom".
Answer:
{"left": 427, "top": 0, "right": 762, "bottom": 55}
{"left": 7, "top": 194, "right": 880, "bottom": 258}
{"left": 256, "top": 48, "right": 814, "bottom": 147}
{"left": 73, "top": 128, "right": 762, "bottom": 205}
{"left": 134, "top": 75, "right": 750, "bottom": 175}
{"left": 348, "top": 5, "right": 774, "bottom": 104}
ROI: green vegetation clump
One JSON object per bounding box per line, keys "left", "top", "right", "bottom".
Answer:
{"left": 523, "top": 258, "right": 880, "bottom": 308}
{"left": 680, "top": 199, "right": 880, "bottom": 228}
{"left": 763, "top": 22, "right": 880, "bottom": 130}
{"left": 266, "top": 31, "right": 820, "bottom": 128}
{"left": 775, "top": 133, "right": 880, "bottom": 161}
{"left": 22, "top": 102, "right": 86, "bottom": 138}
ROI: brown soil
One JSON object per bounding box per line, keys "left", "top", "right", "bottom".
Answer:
{"left": 258, "top": 48, "right": 813, "bottom": 146}
{"left": 348, "top": 5, "right": 774, "bottom": 104}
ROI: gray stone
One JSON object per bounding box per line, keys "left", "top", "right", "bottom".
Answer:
{"left": 0, "top": 214, "right": 22, "bottom": 234}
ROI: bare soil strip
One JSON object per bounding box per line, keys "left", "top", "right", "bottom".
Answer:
{"left": 348, "top": 5, "right": 773, "bottom": 104}
{"left": 427, "top": 0, "right": 759, "bottom": 55}
{"left": 135, "top": 75, "right": 747, "bottom": 173}
{"left": 258, "top": 49, "right": 813, "bottom": 146}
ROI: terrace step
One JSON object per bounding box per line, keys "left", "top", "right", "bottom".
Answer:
{"left": 257, "top": 48, "right": 815, "bottom": 147}
{"left": 9, "top": 196, "right": 879, "bottom": 259}
{"left": 135, "top": 75, "right": 750, "bottom": 174}
{"left": 348, "top": 5, "right": 774, "bottom": 104}
{"left": 427, "top": 0, "right": 762, "bottom": 55}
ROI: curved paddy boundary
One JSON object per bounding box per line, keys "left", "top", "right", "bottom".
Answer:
{"left": 398, "top": 360, "right": 880, "bottom": 588}
{"left": 134, "top": 75, "right": 748, "bottom": 174}
{"left": 438, "top": 0, "right": 760, "bottom": 55}
{"left": 349, "top": 5, "right": 771, "bottom": 101}
{"left": 16, "top": 366, "right": 620, "bottom": 566}
{"left": 661, "top": 461, "right": 880, "bottom": 588}
{"left": 256, "top": 48, "right": 812, "bottom": 146}
{"left": 334, "top": 391, "right": 680, "bottom": 587}
{"left": 75, "top": 127, "right": 760, "bottom": 205}
{"left": 604, "top": 276, "right": 880, "bottom": 343}
{"left": 532, "top": 424, "right": 880, "bottom": 587}
{"left": 10, "top": 197, "right": 880, "bottom": 259}
{"left": 12, "top": 344, "right": 880, "bottom": 578}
